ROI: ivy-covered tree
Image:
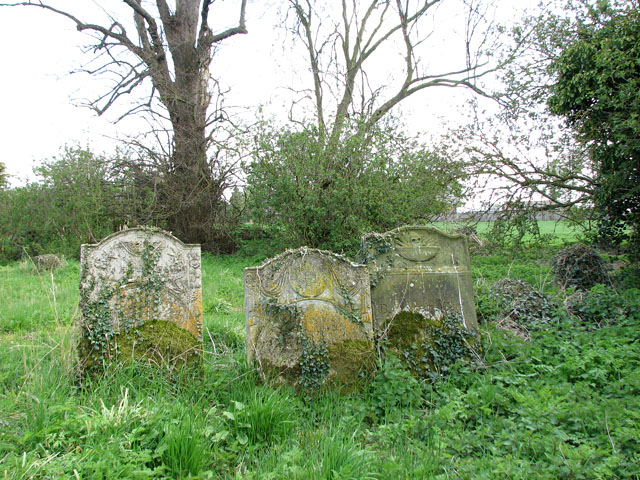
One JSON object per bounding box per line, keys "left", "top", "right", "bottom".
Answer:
{"left": 548, "top": 1, "right": 640, "bottom": 248}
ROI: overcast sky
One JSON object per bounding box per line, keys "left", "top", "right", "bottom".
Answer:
{"left": 0, "top": 1, "right": 535, "bottom": 186}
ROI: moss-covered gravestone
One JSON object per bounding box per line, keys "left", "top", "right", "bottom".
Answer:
{"left": 244, "top": 248, "right": 374, "bottom": 390}
{"left": 79, "top": 227, "right": 202, "bottom": 372}
{"left": 361, "top": 226, "right": 478, "bottom": 377}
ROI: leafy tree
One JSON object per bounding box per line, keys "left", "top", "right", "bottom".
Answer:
{"left": 245, "top": 122, "right": 464, "bottom": 252}
{"left": 547, "top": 1, "right": 640, "bottom": 248}
{"left": 0, "top": 161, "right": 8, "bottom": 190}
{"left": 0, "top": 1, "right": 248, "bottom": 248}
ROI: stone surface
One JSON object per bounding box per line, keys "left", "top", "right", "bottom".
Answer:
{"left": 34, "top": 254, "right": 61, "bottom": 271}
{"left": 361, "top": 225, "right": 478, "bottom": 374}
{"left": 79, "top": 227, "right": 202, "bottom": 368}
{"left": 244, "top": 247, "right": 374, "bottom": 389}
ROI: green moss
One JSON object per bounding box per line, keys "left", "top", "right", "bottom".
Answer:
{"left": 327, "top": 339, "right": 375, "bottom": 391}
{"left": 384, "top": 310, "right": 479, "bottom": 379}
{"left": 387, "top": 311, "right": 430, "bottom": 349}
{"left": 78, "top": 320, "right": 202, "bottom": 375}
{"left": 385, "top": 311, "right": 435, "bottom": 377}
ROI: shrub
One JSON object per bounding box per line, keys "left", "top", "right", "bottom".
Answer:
{"left": 244, "top": 122, "right": 465, "bottom": 253}
{"left": 552, "top": 243, "right": 609, "bottom": 290}
{"left": 0, "top": 146, "right": 159, "bottom": 262}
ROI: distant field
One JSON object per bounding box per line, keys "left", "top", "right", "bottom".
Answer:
{"left": 433, "top": 220, "right": 585, "bottom": 245}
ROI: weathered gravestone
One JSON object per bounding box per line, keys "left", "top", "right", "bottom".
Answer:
{"left": 244, "top": 248, "right": 374, "bottom": 389}
{"left": 34, "top": 254, "right": 62, "bottom": 271}
{"left": 360, "top": 225, "right": 478, "bottom": 376}
{"left": 79, "top": 227, "right": 202, "bottom": 371}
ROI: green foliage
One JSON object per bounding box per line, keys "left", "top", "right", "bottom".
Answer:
{"left": 2, "top": 248, "right": 640, "bottom": 478}
{"left": 386, "top": 311, "right": 481, "bottom": 379}
{"left": 552, "top": 243, "right": 610, "bottom": 290}
{"left": 484, "top": 207, "right": 546, "bottom": 250}
{"left": 565, "top": 284, "right": 640, "bottom": 327}
{"left": 310, "top": 433, "right": 380, "bottom": 480}
{"left": 160, "top": 410, "right": 206, "bottom": 478}
{"left": 0, "top": 160, "right": 8, "bottom": 190}
{"left": 0, "top": 146, "right": 155, "bottom": 261}
{"left": 216, "top": 389, "right": 298, "bottom": 450}
{"left": 298, "top": 338, "right": 330, "bottom": 391}
{"left": 245, "top": 122, "right": 464, "bottom": 253}
{"left": 613, "top": 263, "right": 640, "bottom": 289}
{"left": 369, "top": 356, "right": 422, "bottom": 416}
{"left": 548, "top": 2, "right": 640, "bottom": 250}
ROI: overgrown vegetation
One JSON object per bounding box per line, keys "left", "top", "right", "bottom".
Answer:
{"left": 552, "top": 243, "right": 610, "bottom": 290}
{"left": 1, "top": 232, "right": 639, "bottom": 478}
{"left": 244, "top": 122, "right": 464, "bottom": 253}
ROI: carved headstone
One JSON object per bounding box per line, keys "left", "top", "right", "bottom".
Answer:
{"left": 79, "top": 227, "right": 202, "bottom": 370}
{"left": 244, "top": 248, "right": 374, "bottom": 389}
{"left": 361, "top": 225, "right": 478, "bottom": 376}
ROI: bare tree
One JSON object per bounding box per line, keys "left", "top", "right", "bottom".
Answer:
{"left": 0, "top": 0, "right": 247, "bottom": 248}
{"left": 451, "top": 0, "right": 599, "bottom": 225}
{"left": 285, "top": 0, "right": 514, "bottom": 147}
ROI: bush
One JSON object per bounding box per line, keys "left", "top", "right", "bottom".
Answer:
{"left": 552, "top": 243, "right": 609, "bottom": 290}
{"left": 0, "top": 147, "right": 156, "bottom": 261}
{"left": 244, "top": 122, "right": 464, "bottom": 253}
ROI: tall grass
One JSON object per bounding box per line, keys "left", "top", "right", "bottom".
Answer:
{"left": 1, "top": 244, "right": 639, "bottom": 479}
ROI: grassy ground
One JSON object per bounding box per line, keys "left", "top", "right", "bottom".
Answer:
{"left": 1, "top": 235, "right": 639, "bottom": 479}
{"left": 434, "top": 220, "right": 587, "bottom": 246}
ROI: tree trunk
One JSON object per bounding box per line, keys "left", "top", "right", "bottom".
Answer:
{"left": 1, "top": 0, "right": 248, "bottom": 249}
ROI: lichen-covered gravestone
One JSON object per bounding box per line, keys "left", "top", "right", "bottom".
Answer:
{"left": 244, "top": 248, "right": 374, "bottom": 389}
{"left": 79, "top": 227, "right": 202, "bottom": 372}
{"left": 361, "top": 225, "right": 478, "bottom": 377}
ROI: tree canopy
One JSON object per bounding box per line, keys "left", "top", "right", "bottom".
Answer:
{"left": 548, "top": 1, "right": 640, "bottom": 247}
{"left": 0, "top": 0, "right": 248, "bottom": 250}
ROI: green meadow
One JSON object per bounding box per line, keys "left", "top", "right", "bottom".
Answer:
{"left": 1, "top": 228, "right": 639, "bottom": 479}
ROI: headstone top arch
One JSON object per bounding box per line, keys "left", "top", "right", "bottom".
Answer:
{"left": 361, "top": 225, "right": 472, "bottom": 275}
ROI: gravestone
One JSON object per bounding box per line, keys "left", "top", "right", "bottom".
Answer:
{"left": 361, "top": 225, "right": 478, "bottom": 376}
{"left": 34, "top": 254, "right": 61, "bottom": 271}
{"left": 79, "top": 227, "right": 202, "bottom": 371}
{"left": 244, "top": 248, "right": 374, "bottom": 389}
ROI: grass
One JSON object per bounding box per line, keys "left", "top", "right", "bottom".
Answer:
{"left": 1, "top": 230, "right": 639, "bottom": 478}
{"left": 435, "top": 220, "right": 588, "bottom": 246}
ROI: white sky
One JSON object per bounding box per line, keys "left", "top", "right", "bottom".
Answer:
{"left": 0, "top": 1, "right": 535, "bottom": 186}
